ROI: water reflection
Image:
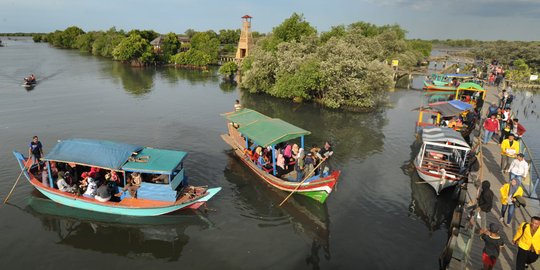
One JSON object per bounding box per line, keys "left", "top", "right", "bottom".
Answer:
{"left": 159, "top": 67, "right": 220, "bottom": 86}
{"left": 106, "top": 62, "right": 156, "bottom": 96}
{"left": 219, "top": 81, "right": 237, "bottom": 92}
{"left": 223, "top": 154, "right": 330, "bottom": 269}
{"left": 25, "top": 192, "right": 210, "bottom": 261}
{"left": 403, "top": 143, "right": 458, "bottom": 232}
{"left": 240, "top": 91, "right": 387, "bottom": 163}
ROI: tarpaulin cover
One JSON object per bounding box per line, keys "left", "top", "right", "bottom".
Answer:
{"left": 422, "top": 127, "right": 470, "bottom": 148}
{"left": 43, "top": 139, "right": 143, "bottom": 169}
{"left": 121, "top": 147, "right": 188, "bottom": 174}
{"left": 222, "top": 108, "right": 270, "bottom": 127}
{"left": 238, "top": 118, "right": 311, "bottom": 147}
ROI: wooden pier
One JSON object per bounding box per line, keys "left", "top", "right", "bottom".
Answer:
{"left": 444, "top": 85, "right": 540, "bottom": 270}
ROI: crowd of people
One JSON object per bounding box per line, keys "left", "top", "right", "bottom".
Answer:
{"left": 469, "top": 64, "right": 536, "bottom": 270}
{"left": 244, "top": 141, "right": 334, "bottom": 182}
{"left": 27, "top": 136, "right": 171, "bottom": 202}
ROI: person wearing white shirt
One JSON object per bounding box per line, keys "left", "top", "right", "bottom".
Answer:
{"left": 507, "top": 153, "right": 529, "bottom": 184}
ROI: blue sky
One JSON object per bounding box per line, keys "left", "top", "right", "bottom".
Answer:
{"left": 1, "top": 0, "right": 539, "bottom": 40}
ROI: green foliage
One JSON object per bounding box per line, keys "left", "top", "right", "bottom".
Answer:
{"left": 407, "top": 39, "right": 432, "bottom": 57}
{"left": 242, "top": 16, "right": 405, "bottom": 111}
{"left": 506, "top": 59, "right": 531, "bottom": 82}
{"left": 260, "top": 13, "right": 316, "bottom": 51}
{"left": 190, "top": 32, "right": 220, "bottom": 62}
{"left": 273, "top": 13, "right": 317, "bottom": 43}
{"left": 218, "top": 29, "right": 240, "bottom": 44}
{"left": 32, "top": 34, "right": 43, "bottom": 42}
{"left": 160, "top": 32, "right": 181, "bottom": 63}
{"left": 47, "top": 26, "right": 85, "bottom": 48}
{"left": 171, "top": 49, "right": 212, "bottom": 66}
{"left": 218, "top": 61, "right": 238, "bottom": 78}
{"left": 75, "top": 32, "right": 98, "bottom": 52}
{"left": 112, "top": 34, "right": 155, "bottom": 64}
{"left": 184, "top": 29, "right": 196, "bottom": 38}
{"left": 320, "top": 25, "right": 346, "bottom": 43}
{"left": 471, "top": 41, "right": 540, "bottom": 73}
{"left": 127, "top": 29, "right": 158, "bottom": 42}
{"left": 91, "top": 28, "right": 125, "bottom": 58}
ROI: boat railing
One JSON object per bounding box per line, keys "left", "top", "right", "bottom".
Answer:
{"left": 520, "top": 138, "right": 540, "bottom": 199}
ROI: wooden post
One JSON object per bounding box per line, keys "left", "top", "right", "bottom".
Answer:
{"left": 272, "top": 145, "right": 276, "bottom": 176}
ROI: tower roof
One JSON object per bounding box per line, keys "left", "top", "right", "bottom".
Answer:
{"left": 241, "top": 15, "right": 252, "bottom": 19}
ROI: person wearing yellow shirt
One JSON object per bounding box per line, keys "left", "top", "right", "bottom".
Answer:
{"left": 513, "top": 216, "right": 540, "bottom": 270}
{"left": 500, "top": 134, "right": 520, "bottom": 172}
{"left": 499, "top": 178, "right": 523, "bottom": 226}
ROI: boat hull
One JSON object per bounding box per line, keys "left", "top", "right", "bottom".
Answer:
{"left": 413, "top": 158, "right": 459, "bottom": 194}
{"left": 221, "top": 134, "right": 339, "bottom": 203}
{"left": 13, "top": 152, "right": 221, "bottom": 216}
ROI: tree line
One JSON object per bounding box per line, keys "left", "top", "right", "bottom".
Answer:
{"left": 239, "top": 13, "right": 431, "bottom": 112}
{"left": 33, "top": 26, "right": 263, "bottom": 67}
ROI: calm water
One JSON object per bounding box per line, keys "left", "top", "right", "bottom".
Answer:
{"left": 0, "top": 37, "right": 538, "bottom": 269}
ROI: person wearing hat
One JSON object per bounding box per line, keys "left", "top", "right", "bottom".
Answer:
{"left": 507, "top": 153, "right": 529, "bottom": 185}
{"left": 480, "top": 223, "right": 504, "bottom": 270}
{"left": 500, "top": 133, "right": 520, "bottom": 172}
{"left": 513, "top": 216, "right": 540, "bottom": 270}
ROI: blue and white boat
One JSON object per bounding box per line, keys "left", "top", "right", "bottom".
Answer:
{"left": 13, "top": 139, "right": 221, "bottom": 216}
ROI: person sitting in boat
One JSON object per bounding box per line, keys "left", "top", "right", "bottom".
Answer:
{"left": 303, "top": 153, "right": 316, "bottom": 178}
{"left": 151, "top": 173, "right": 169, "bottom": 184}
{"left": 275, "top": 153, "right": 287, "bottom": 177}
{"left": 82, "top": 173, "right": 98, "bottom": 199}
{"left": 95, "top": 182, "right": 112, "bottom": 202}
{"left": 234, "top": 99, "right": 242, "bottom": 111}
{"left": 116, "top": 172, "right": 142, "bottom": 198}
{"left": 56, "top": 171, "right": 76, "bottom": 193}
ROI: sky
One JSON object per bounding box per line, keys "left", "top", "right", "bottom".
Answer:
{"left": 1, "top": 0, "right": 539, "bottom": 40}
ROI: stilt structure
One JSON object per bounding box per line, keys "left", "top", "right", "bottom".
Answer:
{"left": 235, "top": 15, "right": 253, "bottom": 62}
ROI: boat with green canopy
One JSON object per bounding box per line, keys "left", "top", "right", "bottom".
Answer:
{"left": 221, "top": 108, "right": 340, "bottom": 203}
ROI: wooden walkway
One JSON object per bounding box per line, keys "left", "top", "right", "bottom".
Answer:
{"left": 447, "top": 85, "right": 540, "bottom": 270}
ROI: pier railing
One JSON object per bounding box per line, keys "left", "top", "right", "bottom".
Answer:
{"left": 521, "top": 138, "right": 540, "bottom": 199}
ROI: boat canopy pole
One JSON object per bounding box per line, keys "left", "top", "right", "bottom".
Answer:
{"left": 47, "top": 161, "right": 53, "bottom": 187}
{"left": 272, "top": 145, "right": 276, "bottom": 176}
{"left": 123, "top": 172, "right": 126, "bottom": 186}
{"left": 301, "top": 136, "right": 304, "bottom": 150}
{"left": 245, "top": 136, "right": 249, "bottom": 149}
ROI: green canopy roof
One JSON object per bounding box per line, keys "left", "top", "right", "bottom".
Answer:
{"left": 457, "top": 82, "right": 484, "bottom": 91}
{"left": 222, "top": 108, "right": 270, "bottom": 126}
{"left": 121, "top": 147, "right": 188, "bottom": 174}
{"left": 238, "top": 118, "right": 311, "bottom": 147}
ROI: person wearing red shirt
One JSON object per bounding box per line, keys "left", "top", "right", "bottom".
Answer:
{"left": 483, "top": 114, "right": 500, "bottom": 144}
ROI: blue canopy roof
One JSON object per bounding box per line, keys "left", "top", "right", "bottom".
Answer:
{"left": 448, "top": 99, "right": 473, "bottom": 111}
{"left": 43, "top": 139, "right": 143, "bottom": 170}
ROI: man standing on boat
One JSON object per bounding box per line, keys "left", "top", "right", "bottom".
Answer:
{"left": 318, "top": 141, "right": 334, "bottom": 175}
{"left": 28, "top": 135, "right": 44, "bottom": 171}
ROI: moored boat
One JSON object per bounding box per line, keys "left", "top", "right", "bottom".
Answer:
{"left": 13, "top": 139, "right": 221, "bottom": 216}
{"left": 413, "top": 127, "right": 471, "bottom": 194}
{"left": 221, "top": 108, "right": 340, "bottom": 203}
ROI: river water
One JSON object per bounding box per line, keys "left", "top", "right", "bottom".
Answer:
{"left": 0, "top": 37, "right": 538, "bottom": 269}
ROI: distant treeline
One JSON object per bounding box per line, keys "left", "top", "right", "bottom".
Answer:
{"left": 239, "top": 13, "right": 432, "bottom": 111}
{"left": 33, "top": 26, "right": 264, "bottom": 67}
{"left": 0, "top": 32, "right": 45, "bottom": 36}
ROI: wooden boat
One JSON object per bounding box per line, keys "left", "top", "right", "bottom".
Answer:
{"left": 423, "top": 73, "right": 475, "bottom": 87}
{"left": 221, "top": 108, "right": 340, "bottom": 203}
{"left": 13, "top": 139, "right": 221, "bottom": 216}
{"left": 413, "top": 127, "right": 470, "bottom": 194}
